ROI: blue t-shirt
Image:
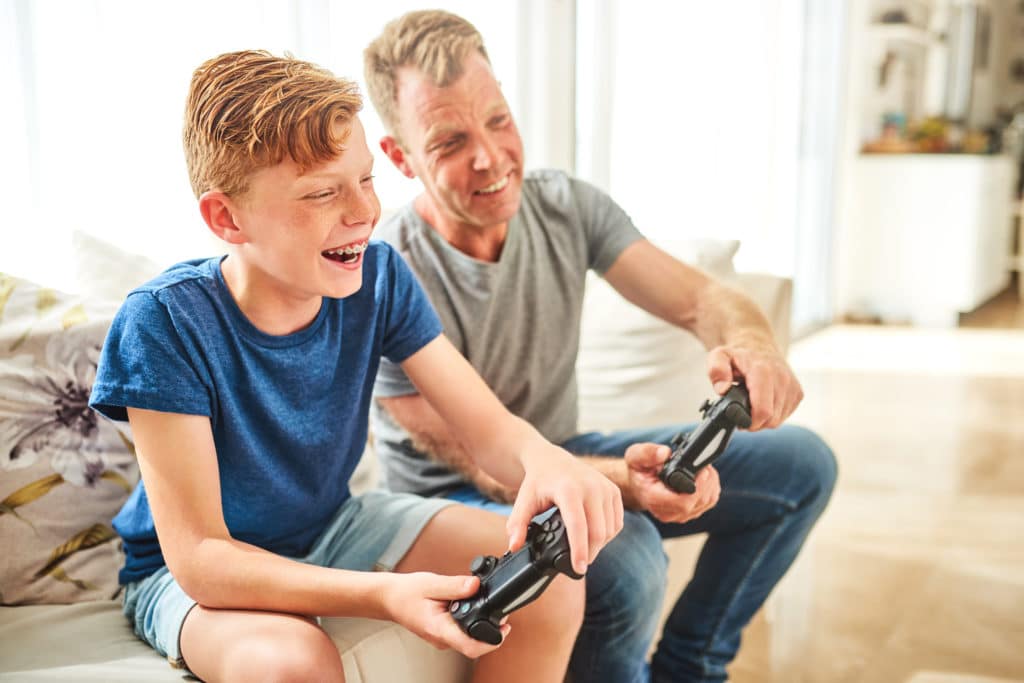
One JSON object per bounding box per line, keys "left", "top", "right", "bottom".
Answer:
{"left": 89, "top": 243, "right": 442, "bottom": 584}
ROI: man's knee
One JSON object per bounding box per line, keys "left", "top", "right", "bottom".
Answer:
{"left": 781, "top": 425, "right": 838, "bottom": 511}
{"left": 585, "top": 511, "right": 668, "bottom": 620}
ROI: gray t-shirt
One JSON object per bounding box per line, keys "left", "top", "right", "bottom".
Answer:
{"left": 372, "top": 169, "right": 643, "bottom": 496}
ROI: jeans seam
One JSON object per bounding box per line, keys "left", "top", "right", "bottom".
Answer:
{"left": 693, "top": 517, "right": 787, "bottom": 681}
{"left": 722, "top": 488, "right": 799, "bottom": 511}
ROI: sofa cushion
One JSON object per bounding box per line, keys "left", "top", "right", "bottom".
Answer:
{"left": 0, "top": 602, "right": 473, "bottom": 682}
{"left": 0, "top": 274, "right": 138, "bottom": 605}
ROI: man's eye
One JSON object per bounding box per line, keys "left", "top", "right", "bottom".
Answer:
{"left": 306, "top": 190, "right": 333, "bottom": 200}
{"left": 361, "top": 175, "right": 375, "bottom": 184}
{"left": 431, "top": 139, "right": 460, "bottom": 154}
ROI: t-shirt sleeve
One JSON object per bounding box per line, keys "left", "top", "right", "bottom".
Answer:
{"left": 376, "top": 248, "right": 443, "bottom": 397}
{"left": 571, "top": 176, "right": 645, "bottom": 273}
{"left": 89, "top": 291, "right": 213, "bottom": 422}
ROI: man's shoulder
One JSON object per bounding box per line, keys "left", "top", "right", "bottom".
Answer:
{"left": 374, "top": 204, "right": 422, "bottom": 252}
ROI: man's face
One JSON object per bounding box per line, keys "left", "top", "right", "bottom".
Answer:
{"left": 391, "top": 53, "right": 524, "bottom": 235}
{"left": 232, "top": 116, "right": 380, "bottom": 301}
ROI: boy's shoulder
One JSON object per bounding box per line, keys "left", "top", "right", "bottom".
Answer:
{"left": 129, "top": 257, "right": 220, "bottom": 299}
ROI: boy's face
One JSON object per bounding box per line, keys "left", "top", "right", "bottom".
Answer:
{"left": 232, "top": 116, "right": 380, "bottom": 301}
{"left": 389, "top": 53, "right": 524, "bottom": 235}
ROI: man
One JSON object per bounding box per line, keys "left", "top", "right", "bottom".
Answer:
{"left": 364, "top": 10, "right": 838, "bottom": 683}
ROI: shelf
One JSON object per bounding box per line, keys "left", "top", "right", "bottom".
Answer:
{"left": 869, "top": 23, "right": 936, "bottom": 48}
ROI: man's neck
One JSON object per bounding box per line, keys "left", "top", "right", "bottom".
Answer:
{"left": 414, "top": 195, "right": 507, "bottom": 263}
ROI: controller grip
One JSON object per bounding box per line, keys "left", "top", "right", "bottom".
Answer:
{"left": 552, "top": 550, "right": 585, "bottom": 580}
{"left": 663, "top": 468, "right": 696, "bottom": 494}
{"left": 723, "top": 384, "right": 752, "bottom": 425}
{"left": 468, "top": 620, "right": 503, "bottom": 645}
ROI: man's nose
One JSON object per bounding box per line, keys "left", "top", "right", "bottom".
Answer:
{"left": 471, "top": 134, "right": 502, "bottom": 172}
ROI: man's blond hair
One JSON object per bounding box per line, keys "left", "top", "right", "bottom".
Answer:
{"left": 184, "top": 50, "right": 362, "bottom": 199}
{"left": 363, "top": 10, "right": 488, "bottom": 141}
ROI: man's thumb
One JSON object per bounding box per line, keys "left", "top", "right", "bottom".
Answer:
{"left": 627, "top": 443, "right": 670, "bottom": 467}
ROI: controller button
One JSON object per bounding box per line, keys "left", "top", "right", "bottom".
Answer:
{"left": 449, "top": 601, "right": 461, "bottom": 614}
{"left": 548, "top": 517, "right": 561, "bottom": 531}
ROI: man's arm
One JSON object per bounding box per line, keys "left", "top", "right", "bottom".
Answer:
{"left": 378, "top": 393, "right": 519, "bottom": 504}
{"left": 602, "top": 239, "right": 804, "bottom": 429}
{"left": 379, "top": 391, "right": 718, "bottom": 524}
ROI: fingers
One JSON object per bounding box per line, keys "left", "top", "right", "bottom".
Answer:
{"left": 423, "top": 574, "right": 479, "bottom": 601}
{"left": 646, "top": 465, "right": 721, "bottom": 523}
{"left": 505, "top": 495, "right": 533, "bottom": 553}
{"left": 435, "top": 612, "right": 506, "bottom": 659}
{"left": 560, "top": 496, "right": 590, "bottom": 575}
{"left": 624, "top": 442, "right": 670, "bottom": 471}
{"left": 706, "top": 347, "right": 735, "bottom": 395}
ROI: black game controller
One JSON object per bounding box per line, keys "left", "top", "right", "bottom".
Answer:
{"left": 449, "top": 508, "right": 583, "bottom": 645}
{"left": 659, "top": 381, "right": 752, "bottom": 494}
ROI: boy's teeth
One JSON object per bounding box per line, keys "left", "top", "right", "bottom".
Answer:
{"left": 327, "top": 242, "right": 366, "bottom": 256}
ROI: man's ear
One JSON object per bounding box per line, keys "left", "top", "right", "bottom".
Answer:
{"left": 380, "top": 136, "right": 416, "bottom": 179}
{"left": 198, "top": 191, "right": 247, "bottom": 245}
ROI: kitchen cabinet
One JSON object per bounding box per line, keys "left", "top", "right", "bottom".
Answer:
{"left": 837, "top": 153, "right": 1017, "bottom": 327}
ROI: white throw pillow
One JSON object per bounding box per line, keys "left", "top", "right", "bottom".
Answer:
{"left": 70, "top": 231, "right": 166, "bottom": 303}
{"left": 576, "top": 238, "right": 740, "bottom": 432}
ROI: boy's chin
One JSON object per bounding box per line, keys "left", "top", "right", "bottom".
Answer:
{"left": 327, "top": 281, "right": 363, "bottom": 299}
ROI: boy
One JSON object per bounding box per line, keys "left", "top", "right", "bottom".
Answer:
{"left": 89, "top": 50, "right": 622, "bottom": 683}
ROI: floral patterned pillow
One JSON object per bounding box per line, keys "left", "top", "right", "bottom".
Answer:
{"left": 0, "top": 273, "right": 138, "bottom": 604}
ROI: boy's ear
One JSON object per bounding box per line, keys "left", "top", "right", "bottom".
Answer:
{"left": 198, "top": 191, "right": 248, "bottom": 245}
{"left": 380, "top": 136, "right": 416, "bottom": 179}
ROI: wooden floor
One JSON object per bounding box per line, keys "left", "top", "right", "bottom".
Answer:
{"left": 725, "top": 284, "right": 1024, "bottom": 683}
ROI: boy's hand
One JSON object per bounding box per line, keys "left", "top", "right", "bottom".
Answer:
{"left": 507, "top": 447, "right": 624, "bottom": 575}
{"left": 624, "top": 442, "right": 720, "bottom": 523}
{"left": 383, "top": 572, "right": 509, "bottom": 659}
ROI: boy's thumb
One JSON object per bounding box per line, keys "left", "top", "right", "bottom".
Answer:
{"left": 432, "top": 575, "right": 479, "bottom": 601}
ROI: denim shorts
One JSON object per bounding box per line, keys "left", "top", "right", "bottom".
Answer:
{"left": 122, "top": 490, "right": 454, "bottom": 670}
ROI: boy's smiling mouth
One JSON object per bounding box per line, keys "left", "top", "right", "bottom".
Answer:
{"left": 322, "top": 240, "right": 368, "bottom": 266}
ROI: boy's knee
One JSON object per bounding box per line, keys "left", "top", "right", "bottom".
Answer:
{"left": 227, "top": 628, "right": 344, "bottom": 682}
{"left": 523, "top": 572, "right": 586, "bottom": 636}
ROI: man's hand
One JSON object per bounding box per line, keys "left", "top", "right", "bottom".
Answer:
{"left": 382, "top": 572, "right": 508, "bottom": 659}
{"left": 506, "top": 447, "right": 624, "bottom": 576}
{"left": 624, "top": 443, "right": 720, "bottom": 523}
{"left": 707, "top": 343, "right": 803, "bottom": 430}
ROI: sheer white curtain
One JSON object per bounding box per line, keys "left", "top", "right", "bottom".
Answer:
{"left": 0, "top": 0, "right": 520, "bottom": 291}
{"left": 576, "top": 0, "right": 846, "bottom": 332}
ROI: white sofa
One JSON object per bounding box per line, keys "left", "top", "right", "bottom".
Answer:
{"left": 0, "top": 237, "right": 792, "bottom": 682}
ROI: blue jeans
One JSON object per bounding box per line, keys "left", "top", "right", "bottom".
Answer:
{"left": 448, "top": 424, "right": 837, "bottom": 683}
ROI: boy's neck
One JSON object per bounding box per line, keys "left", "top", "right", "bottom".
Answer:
{"left": 220, "top": 256, "right": 322, "bottom": 336}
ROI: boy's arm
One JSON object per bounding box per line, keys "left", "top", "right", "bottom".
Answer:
{"left": 127, "top": 407, "right": 499, "bottom": 658}
{"left": 398, "top": 335, "right": 623, "bottom": 574}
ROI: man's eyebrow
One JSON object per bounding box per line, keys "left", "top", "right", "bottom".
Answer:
{"left": 424, "top": 124, "right": 460, "bottom": 144}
